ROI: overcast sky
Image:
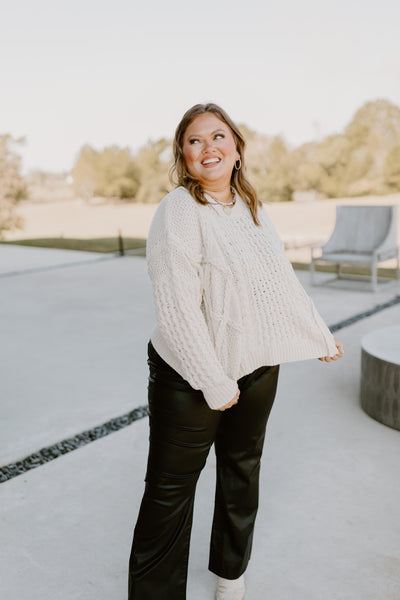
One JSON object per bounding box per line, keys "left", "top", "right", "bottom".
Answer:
{"left": 1, "top": 0, "right": 399, "bottom": 173}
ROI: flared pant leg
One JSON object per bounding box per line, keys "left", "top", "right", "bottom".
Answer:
{"left": 208, "top": 363, "right": 280, "bottom": 579}
{"left": 128, "top": 342, "right": 222, "bottom": 600}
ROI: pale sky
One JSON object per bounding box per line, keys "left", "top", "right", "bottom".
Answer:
{"left": 1, "top": 0, "right": 399, "bottom": 173}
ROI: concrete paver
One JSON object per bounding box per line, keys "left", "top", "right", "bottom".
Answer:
{"left": 1, "top": 245, "right": 400, "bottom": 600}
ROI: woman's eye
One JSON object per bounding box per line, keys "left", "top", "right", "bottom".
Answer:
{"left": 189, "top": 139, "right": 199, "bottom": 144}
{"left": 215, "top": 134, "right": 224, "bottom": 140}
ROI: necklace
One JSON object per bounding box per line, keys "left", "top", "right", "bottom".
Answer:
{"left": 206, "top": 189, "right": 236, "bottom": 215}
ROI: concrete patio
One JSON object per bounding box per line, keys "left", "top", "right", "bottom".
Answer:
{"left": 1, "top": 245, "right": 399, "bottom": 600}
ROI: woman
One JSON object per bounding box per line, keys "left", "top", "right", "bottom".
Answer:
{"left": 128, "top": 103, "right": 344, "bottom": 600}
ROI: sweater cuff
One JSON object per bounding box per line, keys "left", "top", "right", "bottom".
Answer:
{"left": 202, "top": 378, "right": 240, "bottom": 410}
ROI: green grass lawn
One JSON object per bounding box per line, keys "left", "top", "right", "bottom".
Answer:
{"left": 292, "top": 262, "right": 398, "bottom": 279}
{"left": 0, "top": 237, "right": 146, "bottom": 254}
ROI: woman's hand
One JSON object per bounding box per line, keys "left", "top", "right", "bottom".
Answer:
{"left": 218, "top": 389, "right": 240, "bottom": 411}
{"left": 318, "top": 339, "right": 344, "bottom": 362}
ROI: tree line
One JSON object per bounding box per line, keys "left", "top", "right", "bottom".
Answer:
{"left": 1, "top": 99, "right": 400, "bottom": 237}
{"left": 0, "top": 135, "right": 27, "bottom": 237}
{"left": 70, "top": 99, "right": 400, "bottom": 203}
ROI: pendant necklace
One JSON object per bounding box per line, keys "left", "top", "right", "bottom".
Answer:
{"left": 206, "top": 188, "right": 236, "bottom": 215}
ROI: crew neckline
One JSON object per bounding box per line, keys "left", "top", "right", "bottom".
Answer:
{"left": 204, "top": 189, "right": 243, "bottom": 217}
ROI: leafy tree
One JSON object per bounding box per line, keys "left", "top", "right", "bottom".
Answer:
{"left": 0, "top": 135, "right": 27, "bottom": 238}
{"left": 257, "top": 136, "right": 292, "bottom": 202}
{"left": 71, "top": 144, "right": 139, "bottom": 199}
{"left": 245, "top": 132, "right": 272, "bottom": 191}
{"left": 344, "top": 99, "right": 400, "bottom": 192}
{"left": 134, "top": 138, "right": 172, "bottom": 203}
{"left": 285, "top": 99, "right": 400, "bottom": 198}
{"left": 244, "top": 132, "right": 292, "bottom": 202}
{"left": 70, "top": 145, "right": 98, "bottom": 199}
{"left": 383, "top": 145, "right": 400, "bottom": 190}
{"left": 96, "top": 146, "right": 139, "bottom": 198}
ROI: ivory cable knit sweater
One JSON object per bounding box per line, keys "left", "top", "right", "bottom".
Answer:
{"left": 147, "top": 186, "right": 337, "bottom": 410}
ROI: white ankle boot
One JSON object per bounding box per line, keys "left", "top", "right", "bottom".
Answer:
{"left": 215, "top": 574, "right": 245, "bottom": 600}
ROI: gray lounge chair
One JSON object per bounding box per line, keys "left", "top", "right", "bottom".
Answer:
{"left": 310, "top": 205, "right": 399, "bottom": 292}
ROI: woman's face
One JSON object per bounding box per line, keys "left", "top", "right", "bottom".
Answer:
{"left": 182, "top": 113, "right": 240, "bottom": 191}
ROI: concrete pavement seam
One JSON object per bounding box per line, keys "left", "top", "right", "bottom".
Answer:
{"left": 0, "top": 253, "right": 120, "bottom": 278}
{"left": 0, "top": 247, "right": 146, "bottom": 278}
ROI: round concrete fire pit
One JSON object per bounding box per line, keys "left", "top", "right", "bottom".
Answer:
{"left": 360, "top": 326, "right": 400, "bottom": 430}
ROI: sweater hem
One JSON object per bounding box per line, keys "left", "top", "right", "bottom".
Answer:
{"left": 238, "top": 338, "right": 336, "bottom": 377}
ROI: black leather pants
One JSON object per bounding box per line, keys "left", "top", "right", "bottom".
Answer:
{"left": 128, "top": 340, "right": 280, "bottom": 600}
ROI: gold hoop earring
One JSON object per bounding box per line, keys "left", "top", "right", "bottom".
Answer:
{"left": 234, "top": 158, "right": 242, "bottom": 170}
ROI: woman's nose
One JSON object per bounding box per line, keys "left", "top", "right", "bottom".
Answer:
{"left": 203, "top": 139, "right": 216, "bottom": 152}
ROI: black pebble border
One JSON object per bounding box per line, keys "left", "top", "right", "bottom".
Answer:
{"left": 329, "top": 295, "right": 400, "bottom": 332}
{"left": 1, "top": 294, "right": 399, "bottom": 485}
{"left": 0, "top": 405, "right": 149, "bottom": 484}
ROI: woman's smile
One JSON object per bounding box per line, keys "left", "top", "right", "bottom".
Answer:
{"left": 201, "top": 156, "right": 221, "bottom": 167}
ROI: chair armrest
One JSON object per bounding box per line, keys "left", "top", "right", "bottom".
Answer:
{"left": 374, "top": 246, "right": 399, "bottom": 261}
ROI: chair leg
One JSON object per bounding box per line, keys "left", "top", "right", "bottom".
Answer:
{"left": 397, "top": 250, "right": 400, "bottom": 280}
{"left": 371, "top": 261, "right": 377, "bottom": 292}
{"left": 310, "top": 258, "right": 315, "bottom": 286}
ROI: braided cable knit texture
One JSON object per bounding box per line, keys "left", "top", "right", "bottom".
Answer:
{"left": 147, "top": 186, "right": 337, "bottom": 410}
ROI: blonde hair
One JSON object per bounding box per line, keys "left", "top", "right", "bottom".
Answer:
{"left": 170, "top": 103, "right": 261, "bottom": 226}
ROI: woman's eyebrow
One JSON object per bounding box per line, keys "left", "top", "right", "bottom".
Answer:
{"left": 187, "top": 128, "right": 225, "bottom": 138}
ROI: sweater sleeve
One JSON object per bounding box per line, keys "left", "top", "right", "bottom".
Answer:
{"left": 146, "top": 190, "right": 239, "bottom": 410}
